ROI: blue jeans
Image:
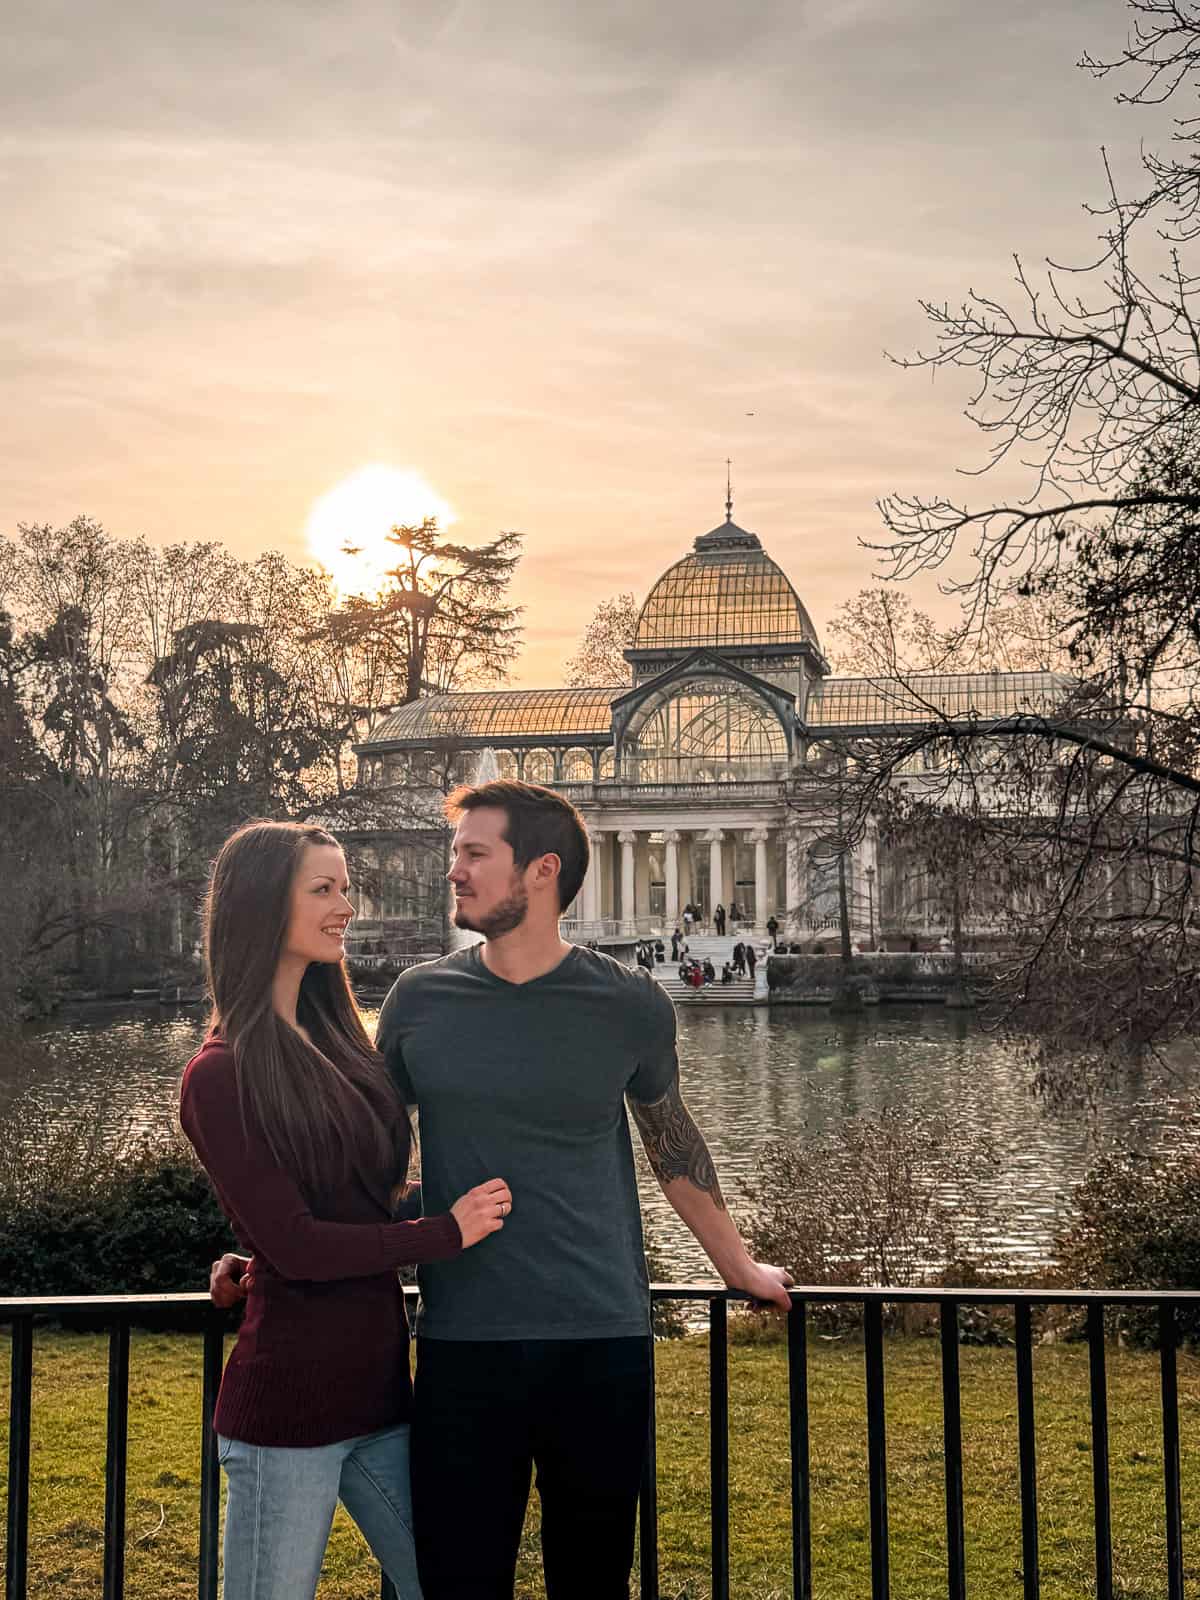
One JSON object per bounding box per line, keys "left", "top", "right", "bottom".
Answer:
{"left": 218, "top": 1424, "right": 422, "bottom": 1600}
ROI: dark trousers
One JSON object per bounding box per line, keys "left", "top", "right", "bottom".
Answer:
{"left": 411, "top": 1336, "right": 652, "bottom": 1600}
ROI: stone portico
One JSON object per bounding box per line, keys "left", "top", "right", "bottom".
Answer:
{"left": 576, "top": 817, "right": 791, "bottom": 937}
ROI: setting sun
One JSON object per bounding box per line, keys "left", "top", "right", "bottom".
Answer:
{"left": 305, "top": 464, "right": 457, "bottom": 597}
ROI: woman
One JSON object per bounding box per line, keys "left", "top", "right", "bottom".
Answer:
{"left": 180, "top": 820, "right": 511, "bottom": 1600}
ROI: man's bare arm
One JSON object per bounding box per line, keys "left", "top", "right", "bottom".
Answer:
{"left": 630, "top": 1077, "right": 791, "bottom": 1309}
{"left": 629, "top": 1076, "right": 726, "bottom": 1210}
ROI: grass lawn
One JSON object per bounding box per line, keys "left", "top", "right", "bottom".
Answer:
{"left": 1, "top": 1324, "right": 1197, "bottom": 1598}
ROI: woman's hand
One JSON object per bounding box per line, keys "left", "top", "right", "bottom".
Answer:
{"left": 450, "top": 1178, "right": 513, "bottom": 1248}
{"left": 209, "top": 1252, "right": 253, "bottom": 1306}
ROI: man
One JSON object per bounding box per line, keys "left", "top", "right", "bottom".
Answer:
{"left": 398, "top": 782, "right": 790, "bottom": 1598}
{"left": 745, "top": 942, "right": 758, "bottom": 982}
{"left": 214, "top": 780, "right": 790, "bottom": 1599}
{"left": 766, "top": 914, "right": 779, "bottom": 950}
{"left": 423, "top": 783, "right": 793, "bottom": 1592}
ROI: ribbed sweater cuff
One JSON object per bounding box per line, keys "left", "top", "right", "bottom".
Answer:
{"left": 383, "top": 1209, "right": 461, "bottom": 1267}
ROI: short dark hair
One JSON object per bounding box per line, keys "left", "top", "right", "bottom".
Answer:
{"left": 444, "top": 779, "right": 590, "bottom": 911}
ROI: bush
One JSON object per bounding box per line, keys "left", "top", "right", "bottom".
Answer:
{"left": 1054, "top": 1110, "right": 1200, "bottom": 1345}
{"left": 742, "top": 1102, "right": 1015, "bottom": 1332}
{"left": 643, "top": 1222, "right": 687, "bottom": 1339}
{"left": 0, "top": 1082, "right": 234, "bottom": 1303}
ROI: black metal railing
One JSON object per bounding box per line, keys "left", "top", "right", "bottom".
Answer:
{"left": 3, "top": 1285, "right": 1196, "bottom": 1600}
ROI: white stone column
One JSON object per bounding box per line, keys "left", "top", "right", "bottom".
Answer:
{"left": 635, "top": 841, "right": 651, "bottom": 918}
{"left": 663, "top": 829, "right": 681, "bottom": 925}
{"left": 785, "top": 832, "right": 803, "bottom": 935}
{"left": 618, "top": 829, "right": 637, "bottom": 932}
{"left": 678, "top": 832, "right": 694, "bottom": 914}
{"left": 581, "top": 830, "right": 604, "bottom": 926}
{"left": 705, "top": 829, "right": 724, "bottom": 923}
{"left": 597, "top": 831, "right": 612, "bottom": 919}
{"left": 748, "top": 826, "right": 770, "bottom": 931}
{"left": 357, "top": 847, "right": 376, "bottom": 921}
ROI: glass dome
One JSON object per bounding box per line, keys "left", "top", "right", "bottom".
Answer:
{"left": 632, "top": 519, "right": 820, "bottom": 653}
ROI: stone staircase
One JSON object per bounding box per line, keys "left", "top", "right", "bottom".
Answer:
{"left": 652, "top": 934, "right": 766, "bottom": 1006}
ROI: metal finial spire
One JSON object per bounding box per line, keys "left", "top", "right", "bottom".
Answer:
{"left": 725, "top": 458, "right": 733, "bottom": 523}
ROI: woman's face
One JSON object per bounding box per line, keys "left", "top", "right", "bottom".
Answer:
{"left": 282, "top": 843, "right": 354, "bottom": 966}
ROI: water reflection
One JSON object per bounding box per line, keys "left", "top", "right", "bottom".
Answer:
{"left": 11, "top": 1003, "right": 1196, "bottom": 1282}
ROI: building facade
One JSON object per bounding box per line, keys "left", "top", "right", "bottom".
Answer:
{"left": 352, "top": 511, "right": 1070, "bottom": 948}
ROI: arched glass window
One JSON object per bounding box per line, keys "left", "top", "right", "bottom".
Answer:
{"left": 494, "top": 749, "right": 518, "bottom": 780}
{"left": 561, "top": 748, "right": 593, "bottom": 782}
{"left": 628, "top": 679, "right": 788, "bottom": 782}
{"left": 598, "top": 747, "right": 615, "bottom": 780}
{"left": 524, "top": 748, "right": 554, "bottom": 784}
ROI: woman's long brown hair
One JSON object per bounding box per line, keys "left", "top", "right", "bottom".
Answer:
{"left": 202, "top": 820, "right": 408, "bottom": 1202}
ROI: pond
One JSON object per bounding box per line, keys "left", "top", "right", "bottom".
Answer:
{"left": 11, "top": 1002, "right": 1195, "bottom": 1282}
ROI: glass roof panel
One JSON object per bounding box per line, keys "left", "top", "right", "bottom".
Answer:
{"left": 362, "top": 686, "right": 622, "bottom": 745}
{"left": 806, "top": 672, "right": 1076, "bottom": 728}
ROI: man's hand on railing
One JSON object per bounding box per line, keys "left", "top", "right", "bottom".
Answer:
{"left": 724, "top": 1260, "right": 794, "bottom": 1312}
{"left": 210, "top": 1253, "right": 253, "bottom": 1308}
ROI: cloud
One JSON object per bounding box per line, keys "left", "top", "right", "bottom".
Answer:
{"left": 2, "top": 0, "right": 1151, "bottom": 686}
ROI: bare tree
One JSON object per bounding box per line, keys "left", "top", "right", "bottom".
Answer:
{"left": 564, "top": 592, "right": 639, "bottom": 686}
{"left": 10, "top": 519, "right": 151, "bottom": 975}
{"left": 866, "top": 1, "right": 1200, "bottom": 1084}
{"left": 130, "top": 541, "right": 242, "bottom": 957}
{"left": 828, "top": 588, "right": 1071, "bottom": 677}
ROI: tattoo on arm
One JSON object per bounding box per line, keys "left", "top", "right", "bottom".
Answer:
{"left": 630, "top": 1078, "right": 726, "bottom": 1211}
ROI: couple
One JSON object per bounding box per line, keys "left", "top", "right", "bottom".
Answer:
{"left": 182, "top": 779, "right": 792, "bottom": 1600}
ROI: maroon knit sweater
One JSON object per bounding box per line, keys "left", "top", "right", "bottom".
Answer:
{"left": 180, "top": 1036, "right": 462, "bottom": 1447}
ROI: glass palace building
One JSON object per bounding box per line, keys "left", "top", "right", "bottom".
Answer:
{"left": 352, "top": 511, "right": 1070, "bottom": 947}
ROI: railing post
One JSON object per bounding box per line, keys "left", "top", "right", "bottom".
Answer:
{"left": 1158, "top": 1303, "right": 1184, "bottom": 1600}
{"left": 709, "top": 1296, "right": 729, "bottom": 1600}
{"left": 6, "top": 1316, "right": 33, "bottom": 1600}
{"left": 1087, "top": 1303, "right": 1113, "bottom": 1600}
{"left": 863, "top": 1299, "right": 890, "bottom": 1600}
{"left": 103, "top": 1318, "right": 131, "bottom": 1600}
{"left": 787, "top": 1299, "right": 812, "bottom": 1600}
{"left": 639, "top": 1330, "right": 659, "bottom": 1600}
{"left": 1014, "top": 1301, "right": 1040, "bottom": 1600}
{"left": 198, "top": 1313, "right": 224, "bottom": 1600}
{"left": 939, "top": 1302, "right": 965, "bottom": 1600}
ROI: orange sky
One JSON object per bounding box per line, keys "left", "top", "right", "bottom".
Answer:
{"left": 2, "top": 1, "right": 1159, "bottom": 685}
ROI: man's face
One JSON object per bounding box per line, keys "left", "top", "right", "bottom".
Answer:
{"left": 447, "top": 806, "right": 530, "bottom": 939}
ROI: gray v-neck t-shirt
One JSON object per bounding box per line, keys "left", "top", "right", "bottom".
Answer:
{"left": 376, "top": 943, "right": 678, "bottom": 1340}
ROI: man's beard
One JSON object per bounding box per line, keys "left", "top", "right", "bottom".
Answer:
{"left": 453, "top": 880, "right": 529, "bottom": 939}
